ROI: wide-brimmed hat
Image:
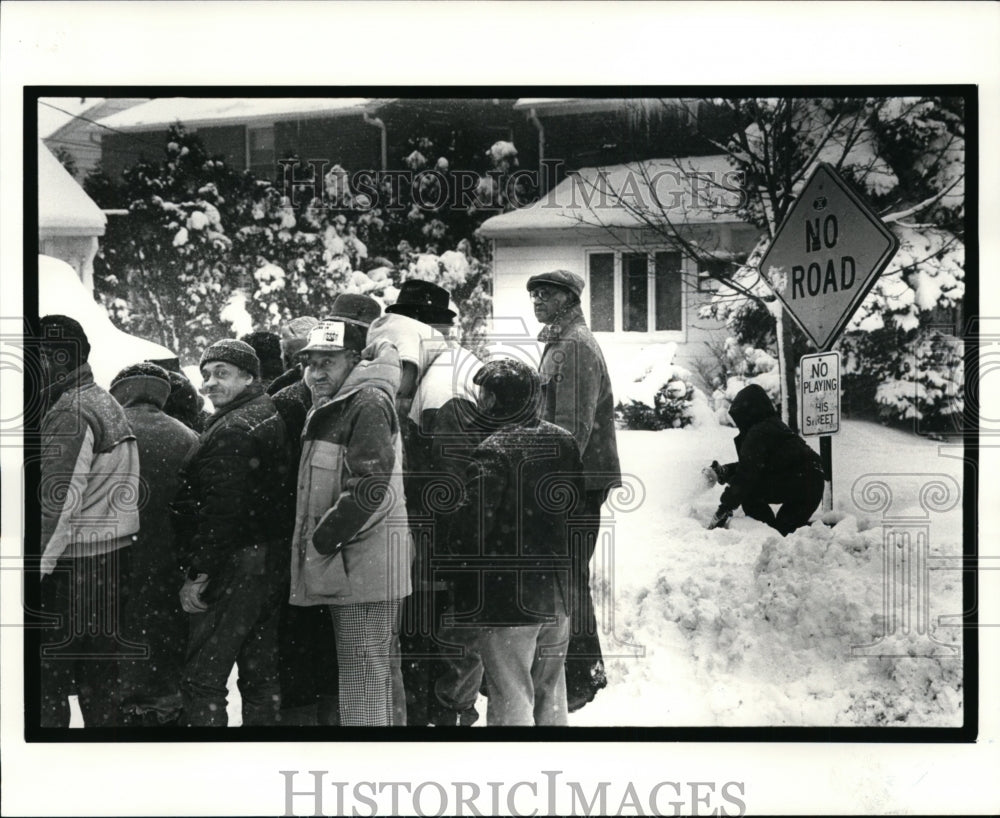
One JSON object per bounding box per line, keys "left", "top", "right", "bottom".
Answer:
{"left": 327, "top": 293, "right": 382, "bottom": 328}
{"left": 386, "top": 279, "right": 456, "bottom": 325}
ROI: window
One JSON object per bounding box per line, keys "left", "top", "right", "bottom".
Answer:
{"left": 697, "top": 258, "right": 735, "bottom": 292}
{"left": 247, "top": 125, "right": 275, "bottom": 179}
{"left": 587, "top": 249, "right": 684, "bottom": 334}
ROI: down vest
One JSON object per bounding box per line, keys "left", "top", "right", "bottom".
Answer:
{"left": 289, "top": 344, "right": 413, "bottom": 606}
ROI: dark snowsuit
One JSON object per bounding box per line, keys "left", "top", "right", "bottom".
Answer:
{"left": 538, "top": 302, "right": 621, "bottom": 711}
{"left": 267, "top": 368, "right": 339, "bottom": 722}
{"left": 110, "top": 373, "right": 198, "bottom": 724}
{"left": 172, "top": 383, "right": 291, "bottom": 726}
{"left": 718, "top": 384, "right": 825, "bottom": 536}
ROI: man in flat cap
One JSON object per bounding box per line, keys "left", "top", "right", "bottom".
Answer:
{"left": 172, "top": 338, "right": 291, "bottom": 726}
{"left": 526, "top": 269, "right": 621, "bottom": 713}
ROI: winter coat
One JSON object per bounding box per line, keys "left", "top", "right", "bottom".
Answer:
{"left": 402, "top": 340, "right": 486, "bottom": 521}
{"left": 441, "top": 418, "right": 584, "bottom": 626}
{"left": 289, "top": 343, "right": 413, "bottom": 606}
{"left": 718, "top": 384, "right": 825, "bottom": 512}
{"left": 39, "top": 363, "right": 140, "bottom": 575}
{"left": 269, "top": 372, "right": 313, "bottom": 534}
{"left": 538, "top": 303, "right": 622, "bottom": 497}
{"left": 110, "top": 373, "right": 198, "bottom": 697}
{"left": 172, "top": 383, "right": 291, "bottom": 592}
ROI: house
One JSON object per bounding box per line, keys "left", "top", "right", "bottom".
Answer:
{"left": 477, "top": 154, "right": 761, "bottom": 376}
{"left": 39, "top": 97, "right": 148, "bottom": 181}
{"left": 38, "top": 140, "right": 107, "bottom": 291}
{"left": 94, "top": 97, "right": 529, "bottom": 183}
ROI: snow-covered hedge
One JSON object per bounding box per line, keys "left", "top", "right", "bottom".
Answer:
{"left": 613, "top": 343, "right": 712, "bottom": 430}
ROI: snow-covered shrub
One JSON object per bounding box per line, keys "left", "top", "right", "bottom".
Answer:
{"left": 706, "top": 338, "right": 781, "bottom": 426}
{"left": 614, "top": 344, "right": 706, "bottom": 430}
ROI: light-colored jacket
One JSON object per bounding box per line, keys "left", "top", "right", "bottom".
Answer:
{"left": 40, "top": 364, "right": 140, "bottom": 575}
{"left": 289, "top": 344, "right": 413, "bottom": 606}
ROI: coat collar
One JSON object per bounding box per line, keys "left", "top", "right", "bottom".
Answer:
{"left": 43, "top": 362, "right": 95, "bottom": 407}
{"left": 205, "top": 382, "right": 265, "bottom": 427}
{"left": 538, "top": 302, "right": 586, "bottom": 343}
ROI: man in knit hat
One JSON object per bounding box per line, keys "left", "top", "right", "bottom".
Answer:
{"left": 110, "top": 362, "right": 198, "bottom": 725}
{"left": 172, "top": 338, "right": 292, "bottom": 726}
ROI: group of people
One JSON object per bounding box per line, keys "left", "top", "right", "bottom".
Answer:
{"left": 36, "top": 265, "right": 826, "bottom": 729}
{"left": 36, "top": 270, "right": 622, "bottom": 728}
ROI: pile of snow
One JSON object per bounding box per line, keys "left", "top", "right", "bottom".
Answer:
{"left": 574, "top": 417, "right": 963, "bottom": 727}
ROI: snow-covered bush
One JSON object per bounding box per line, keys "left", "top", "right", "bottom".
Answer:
{"left": 613, "top": 344, "right": 707, "bottom": 430}
{"left": 708, "top": 338, "right": 782, "bottom": 426}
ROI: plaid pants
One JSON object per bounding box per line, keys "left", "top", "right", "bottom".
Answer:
{"left": 330, "top": 600, "right": 403, "bottom": 726}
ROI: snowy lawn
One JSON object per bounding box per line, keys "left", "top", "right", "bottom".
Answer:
{"left": 571, "top": 419, "right": 964, "bottom": 727}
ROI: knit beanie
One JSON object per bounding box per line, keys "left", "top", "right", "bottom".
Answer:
{"left": 110, "top": 362, "right": 172, "bottom": 408}
{"left": 40, "top": 314, "right": 91, "bottom": 366}
{"left": 199, "top": 338, "right": 260, "bottom": 378}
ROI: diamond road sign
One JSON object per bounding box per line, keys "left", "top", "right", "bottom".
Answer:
{"left": 758, "top": 163, "right": 899, "bottom": 351}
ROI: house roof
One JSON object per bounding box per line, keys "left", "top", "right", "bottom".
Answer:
{"left": 96, "top": 97, "right": 379, "bottom": 131}
{"left": 38, "top": 141, "right": 106, "bottom": 237}
{"left": 38, "top": 97, "right": 106, "bottom": 138}
{"left": 513, "top": 98, "right": 636, "bottom": 114}
{"left": 478, "top": 155, "right": 746, "bottom": 237}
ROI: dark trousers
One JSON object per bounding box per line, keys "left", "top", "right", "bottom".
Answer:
{"left": 181, "top": 571, "right": 282, "bottom": 727}
{"left": 277, "top": 602, "right": 339, "bottom": 724}
{"left": 564, "top": 489, "right": 607, "bottom": 711}
{"left": 39, "top": 549, "right": 140, "bottom": 727}
{"left": 741, "top": 470, "right": 825, "bottom": 536}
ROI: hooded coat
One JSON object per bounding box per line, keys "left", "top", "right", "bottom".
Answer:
{"left": 110, "top": 372, "right": 198, "bottom": 702}
{"left": 289, "top": 343, "right": 413, "bottom": 606}
{"left": 172, "top": 383, "right": 291, "bottom": 596}
{"left": 718, "top": 384, "right": 824, "bottom": 512}
{"left": 538, "top": 303, "right": 621, "bottom": 497}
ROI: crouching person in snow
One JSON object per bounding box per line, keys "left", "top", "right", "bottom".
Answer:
{"left": 707, "top": 383, "right": 825, "bottom": 536}
{"left": 173, "top": 339, "right": 291, "bottom": 726}
{"left": 37, "top": 316, "right": 141, "bottom": 727}
{"left": 289, "top": 317, "right": 413, "bottom": 726}
{"left": 441, "top": 359, "right": 583, "bottom": 726}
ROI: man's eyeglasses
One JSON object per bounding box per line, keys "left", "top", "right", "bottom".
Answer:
{"left": 529, "top": 286, "right": 563, "bottom": 302}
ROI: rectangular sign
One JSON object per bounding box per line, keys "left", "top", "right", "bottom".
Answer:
{"left": 800, "top": 351, "right": 841, "bottom": 436}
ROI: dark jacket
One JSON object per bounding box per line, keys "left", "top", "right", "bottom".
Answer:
{"left": 110, "top": 373, "right": 198, "bottom": 697}
{"left": 538, "top": 303, "right": 621, "bottom": 496}
{"left": 269, "top": 372, "right": 313, "bottom": 534}
{"left": 719, "top": 384, "right": 824, "bottom": 511}
{"left": 39, "top": 363, "right": 140, "bottom": 574}
{"left": 441, "top": 418, "right": 584, "bottom": 626}
{"left": 173, "top": 384, "right": 291, "bottom": 588}
{"left": 289, "top": 343, "right": 413, "bottom": 606}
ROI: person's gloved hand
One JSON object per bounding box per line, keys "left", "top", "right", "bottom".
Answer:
{"left": 701, "top": 465, "right": 718, "bottom": 488}
{"left": 179, "top": 573, "right": 210, "bottom": 613}
{"left": 707, "top": 506, "right": 733, "bottom": 531}
{"left": 711, "top": 460, "right": 736, "bottom": 484}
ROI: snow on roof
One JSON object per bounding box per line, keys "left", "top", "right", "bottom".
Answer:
{"left": 38, "top": 97, "right": 105, "bottom": 138}
{"left": 513, "top": 98, "right": 633, "bottom": 113}
{"left": 38, "top": 141, "right": 106, "bottom": 237}
{"left": 39, "top": 255, "right": 177, "bottom": 387}
{"left": 478, "top": 155, "right": 746, "bottom": 237}
{"left": 97, "top": 97, "right": 376, "bottom": 131}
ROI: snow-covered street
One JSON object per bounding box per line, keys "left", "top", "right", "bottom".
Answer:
{"left": 572, "top": 419, "right": 964, "bottom": 726}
